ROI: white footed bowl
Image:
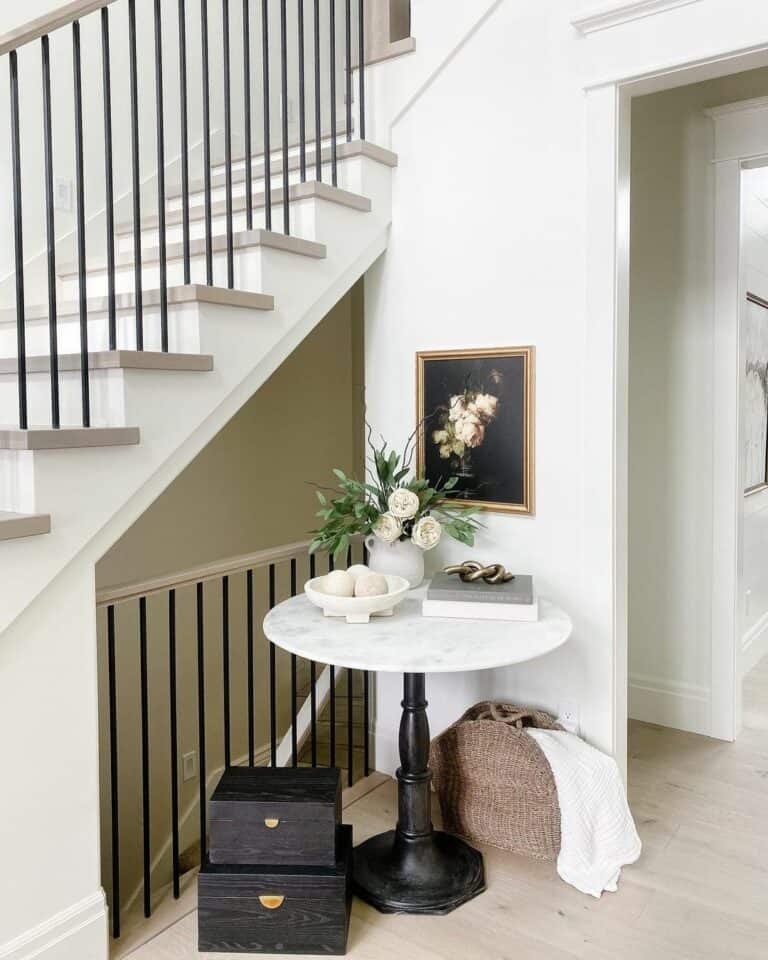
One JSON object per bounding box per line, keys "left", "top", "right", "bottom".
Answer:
{"left": 304, "top": 575, "right": 410, "bottom": 624}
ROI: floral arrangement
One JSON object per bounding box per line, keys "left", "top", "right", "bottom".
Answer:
{"left": 309, "top": 427, "right": 483, "bottom": 560}
{"left": 431, "top": 375, "right": 500, "bottom": 470}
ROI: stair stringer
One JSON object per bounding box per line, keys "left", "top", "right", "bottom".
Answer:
{"left": 0, "top": 199, "right": 390, "bottom": 636}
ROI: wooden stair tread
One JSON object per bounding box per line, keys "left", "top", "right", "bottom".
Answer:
{"left": 0, "top": 350, "right": 213, "bottom": 375}
{"left": 0, "top": 511, "right": 51, "bottom": 541}
{"left": 180, "top": 139, "right": 397, "bottom": 201}
{"left": 58, "top": 229, "right": 326, "bottom": 278}
{"left": 0, "top": 426, "right": 140, "bottom": 450}
{"left": 0, "top": 285, "right": 274, "bottom": 324}
{"left": 115, "top": 181, "right": 372, "bottom": 236}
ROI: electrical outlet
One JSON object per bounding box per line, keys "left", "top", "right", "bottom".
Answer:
{"left": 182, "top": 751, "right": 198, "bottom": 782}
{"left": 54, "top": 177, "right": 73, "bottom": 213}
{"left": 558, "top": 700, "right": 580, "bottom": 735}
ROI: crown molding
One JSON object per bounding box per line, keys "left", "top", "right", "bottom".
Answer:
{"left": 571, "top": 0, "right": 702, "bottom": 35}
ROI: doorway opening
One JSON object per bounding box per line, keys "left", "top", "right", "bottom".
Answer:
{"left": 626, "top": 72, "right": 768, "bottom": 755}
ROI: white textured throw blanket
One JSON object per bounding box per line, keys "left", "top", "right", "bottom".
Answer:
{"left": 526, "top": 729, "right": 642, "bottom": 898}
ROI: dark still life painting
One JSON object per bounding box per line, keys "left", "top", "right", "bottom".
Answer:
{"left": 416, "top": 347, "right": 535, "bottom": 514}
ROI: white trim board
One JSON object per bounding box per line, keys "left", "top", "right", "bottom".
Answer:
{"left": 571, "top": 0, "right": 702, "bottom": 35}
{"left": 628, "top": 673, "right": 711, "bottom": 735}
{"left": 742, "top": 609, "right": 768, "bottom": 676}
{"left": 0, "top": 891, "right": 106, "bottom": 960}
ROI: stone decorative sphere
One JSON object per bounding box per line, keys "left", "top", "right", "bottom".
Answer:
{"left": 321, "top": 570, "right": 355, "bottom": 597}
{"left": 354, "top": 572, "right": 389, "bottom": 598}
{"left": 346, "top": 564, "right": 370, "bottom": 583}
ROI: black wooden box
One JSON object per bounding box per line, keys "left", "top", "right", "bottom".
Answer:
{"left": 198, "top": 824, "right": 352, "bottom": 955}
{"left": 209, "top": 767, "right": 341, "bottom": 867}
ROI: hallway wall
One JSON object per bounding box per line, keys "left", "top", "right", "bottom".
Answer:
{"left": 629, "top": 70, "right": 768, "bottom": 733}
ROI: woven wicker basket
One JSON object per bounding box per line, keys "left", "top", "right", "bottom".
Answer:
{"left": 430, "top": 701, "right": 562, "bottom": 861}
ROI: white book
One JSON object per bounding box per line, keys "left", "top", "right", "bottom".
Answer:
{"left": 421, "top": 597, "right": 539, "bottom": 622}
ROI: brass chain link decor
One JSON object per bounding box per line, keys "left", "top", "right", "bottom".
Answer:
{"left": 443, "top": 560, "right": 515, "bottom": 584}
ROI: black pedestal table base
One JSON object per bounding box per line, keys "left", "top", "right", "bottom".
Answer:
{"left": 352, "top": 673, "right": 486, "bottom": 915}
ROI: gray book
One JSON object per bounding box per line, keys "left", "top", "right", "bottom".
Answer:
{"left": 427, "top": 571, "right": 534, "bottom": 605}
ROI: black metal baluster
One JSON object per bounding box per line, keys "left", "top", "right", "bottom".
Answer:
{"left": 290, "top": 558, "right": 297, "bottom": 766}
{"left": 139, "top": 596, "right": 151, "bottom": 917}
{"left": 100, "top": 11, "right": 116, "bottom": 352}
{"left": 363, "top": 539, "right": 368, "bottom": 563}
{"left": 73, "top": 22, "right": 90, "bottom": 424}
{"left": 313, "top": 0, "right": 321, "bottom": 181}
{"left": 310, "top": 660, "right": 317, "bottom": 766}
{"left": 298, "top": 0, "right": 306, "bottom": 181}
{"left": 344, "top": 0, "right": 351, "bottom": 141}
{"left": 279, "top": 0, "right": 290, "bottom": 234}
{"left": 247, "top": 569, "right": 255, "bottom": 765}
{"left": 357, "top": 0, "right": 365, "bottom": 139}
{"left": 197, "top": 582, "right": 207, "bottom": 861}
{"left": 363, "top": 670, "right": 370, "bottom": 775}
{"left": 107, "top": 606, "right": 121, "bottom": 938}
{"left": 168, "top": 590, "right": 180, "bottom": 900}
{"left": 347, "top": 667, "right": 354, "bottom": 785}
{"left": 328, "top": 552, "right": 335, "bottom": 571}
{"left": 329, "top": 664, "right": 336, "bottom": 767}
{"left": 243, "top": 0, "right": 253, "bottom": 230}
{"left": 261, "top": 0, "right": 272, "bottom": 230}
{"left": 346, "top": 543, "right": 352, "bottom": 566}
{"left": 201, "top": 0, "right": 213, "bottom": 284}
{"left": 222, "top": 575, "right": 231, "bottom": 767}
{"left": 128, "top": 0, "right": 144, "bottom": 349}
{"left": 178, "top": 0, "right": 191, "bottom": 284}
{"left": 329, "top": 0, "right": 337, "bottom": 185}
{"left": 41, "top": 36, "right": 60, "bottom": 425}
{"left": 154, "top": 0, "right": 169, "bottom": 350}
{"left": 269, "top": 563, "right": 277, "bottom": 765}
{"left": 9, "top": 51, "right": 27, "bottom": 429}
{"left": 223, "top": 0, "right": 234, "bottom": 288}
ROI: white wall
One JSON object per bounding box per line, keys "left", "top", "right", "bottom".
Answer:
{"left": 740, "top": 165, "right": 768, "bottom": 675}
{"left": 0, "top": 561, "right": 107, "bottom": 958}
{"left": 365, "top": 1, "right": 593, "bottom": 771}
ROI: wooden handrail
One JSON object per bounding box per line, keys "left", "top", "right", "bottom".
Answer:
{"left": 96, "top": 538, "right": 314, "bottom": 607}
{"left": 0, "top": 0, "right": 117, "bottom": 57}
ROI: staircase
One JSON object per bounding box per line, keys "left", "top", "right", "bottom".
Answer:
{"left": 0, "top": 0, "right": 396, "bottom": 640}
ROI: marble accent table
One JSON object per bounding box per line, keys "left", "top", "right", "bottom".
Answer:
{"left": 263, "top": 586, "right": 572, "bottom": 915}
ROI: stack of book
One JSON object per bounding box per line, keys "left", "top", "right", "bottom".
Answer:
{"left": 422, "top": 571, "right": 538, "bottom": 622}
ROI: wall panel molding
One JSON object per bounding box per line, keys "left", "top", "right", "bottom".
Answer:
{"left": 572, "top": 0, "right": 703, "bottom": 35}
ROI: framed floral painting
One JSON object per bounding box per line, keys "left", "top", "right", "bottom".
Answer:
{"left": 416, "top": 346, "right": 535, "bottom": 514}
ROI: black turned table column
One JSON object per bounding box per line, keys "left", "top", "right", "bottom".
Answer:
{"left": 352, "top": 673, "right": 486, "bottom": 914}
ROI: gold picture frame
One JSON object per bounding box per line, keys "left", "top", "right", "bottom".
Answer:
{"left": 416, "top": 346, "right": 535, "bottom": 515}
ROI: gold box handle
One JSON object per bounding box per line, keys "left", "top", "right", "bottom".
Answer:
{"left": 258, "top": 895, "right": 285, "bottom": 910}
{"left": 264, "top": 818, "right": 279, "bottom": 829}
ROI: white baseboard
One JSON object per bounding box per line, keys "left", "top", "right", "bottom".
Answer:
{"left": 741, "top": 610, "right": 768, "bottom": 676}
{"left": 628, "top": 672, "right": 711, "bottom": 735}
{"left": 0, "top": 891, "right": 107, "bottom": 960}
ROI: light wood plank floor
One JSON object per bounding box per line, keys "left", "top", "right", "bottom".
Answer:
{"left": 124, "top": 657, "right": 768, "bottom": 960}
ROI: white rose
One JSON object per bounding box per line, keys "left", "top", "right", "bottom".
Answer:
{"left": 388, "top": 488, "right": 420, "bottom": 519}
{"left": 474, "top": 393, "right": 499, "bottom": 421}
{"left": 373, "top": 512, "right": 402, "bottom": 544}
{"left": 412, "top": 515, "right": 442, "bottom": 551}
{"left": 454, "top": 416, "right": 486, "bottom": 448}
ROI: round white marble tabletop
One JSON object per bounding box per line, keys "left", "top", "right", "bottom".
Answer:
{"left": 263, "top": 584, "right": 572, "bottom": 674}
